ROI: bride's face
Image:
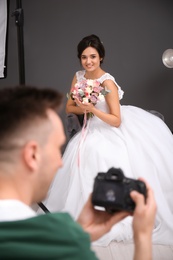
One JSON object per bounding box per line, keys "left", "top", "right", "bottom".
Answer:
{"left": 80, "top": 47, "right": 102, "bottom": 72}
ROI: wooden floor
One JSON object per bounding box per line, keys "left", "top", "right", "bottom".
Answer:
{"left": 92, "top": 242, "right": 173, "bottom": 260}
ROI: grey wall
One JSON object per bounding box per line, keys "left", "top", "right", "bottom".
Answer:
{"left": 1, "top": 0, "right": 173, "bottom": 131}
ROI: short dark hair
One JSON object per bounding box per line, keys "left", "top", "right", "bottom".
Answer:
{"left": 0, "top": 85, "right": 63, "bottom": 145}
{"left": 77, "top": 34, "right": 105, "bottom": 64}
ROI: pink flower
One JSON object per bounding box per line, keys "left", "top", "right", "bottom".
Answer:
{"left": 90, "top": 95, "right": 98, "bottom": 104}
{"left": 93, "top": 86, "right": 103, "bottom": 93}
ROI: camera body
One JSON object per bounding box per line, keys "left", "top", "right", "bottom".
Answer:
{"left": 92, "top": 167, "right": 147, "bottom": 213}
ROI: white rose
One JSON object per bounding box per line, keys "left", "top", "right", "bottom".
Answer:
{"left": 87, "top": 79, "right": 94, "bottom": 87}
{"left": 82, "top": 97, "right": 89, "bottom": 103}
{"left": 85, "top": 86, "right": 92, "bottom": 93}
{"left": 98, "top": 93, "right": 104, "bottom": 101}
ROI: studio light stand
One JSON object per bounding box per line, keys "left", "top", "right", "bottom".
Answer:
{"left": 12, "top": 0, "right": 25, "bottom": 85}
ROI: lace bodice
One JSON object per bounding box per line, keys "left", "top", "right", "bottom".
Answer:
{"left": 76, "top": 70, "right": 124, "bottom": 100}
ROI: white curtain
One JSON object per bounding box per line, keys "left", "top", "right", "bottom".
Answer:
{"left": 0, "top": 0, "right": 7, "bottom": 78}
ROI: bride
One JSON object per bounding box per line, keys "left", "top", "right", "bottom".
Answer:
{"left": 38, "top": 34, "right": 173, "bottom": 247}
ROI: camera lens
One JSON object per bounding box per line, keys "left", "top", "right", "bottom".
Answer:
{"left": 106, "top": 190, "right": 116, "bottom": 202}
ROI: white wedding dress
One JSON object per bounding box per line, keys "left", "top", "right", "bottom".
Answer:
{"left": 39, "top": 70, "right": 173, "bottom": 246}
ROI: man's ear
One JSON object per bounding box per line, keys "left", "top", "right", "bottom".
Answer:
{"left": 22, "top": 141, "right": 40, "bottom": 171}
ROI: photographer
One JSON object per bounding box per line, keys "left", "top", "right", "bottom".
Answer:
{"left": 0, "top": 85, "right": 156, "bottom": 259}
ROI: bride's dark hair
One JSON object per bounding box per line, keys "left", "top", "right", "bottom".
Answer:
{"left": 77, "top": 34, "right": 105, "bottom": 64}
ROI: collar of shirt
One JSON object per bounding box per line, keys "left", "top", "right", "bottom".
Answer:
{"left": 0, "top": 200, "right": 37, "bottom": 221}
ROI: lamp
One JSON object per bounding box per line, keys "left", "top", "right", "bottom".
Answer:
{"left": 162, "top": 49, "right": 173, "bottom": 68}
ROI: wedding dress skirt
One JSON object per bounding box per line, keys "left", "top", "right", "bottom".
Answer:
{"left": 40, "top": 100, "right": 173, "bottom": 246}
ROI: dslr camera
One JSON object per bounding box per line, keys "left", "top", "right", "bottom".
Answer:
{"left": 92, "top": 167, "right": 147, "bottom": 213}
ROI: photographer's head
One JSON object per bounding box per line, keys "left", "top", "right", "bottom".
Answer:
{"left": 0, "top": 85, "right": 66, "bottom": 204}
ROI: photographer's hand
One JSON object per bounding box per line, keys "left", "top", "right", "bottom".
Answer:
{"left": 130, "top": 178, "right": 157, "bottom": 260}
{"left": 77, "top": 194, "right": 129, "bottom": 242}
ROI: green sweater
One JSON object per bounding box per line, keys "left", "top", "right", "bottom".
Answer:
{"left": 0, "top": 212, "right": 98, "bottom": 260}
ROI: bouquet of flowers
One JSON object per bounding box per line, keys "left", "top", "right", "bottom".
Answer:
{"left": 67, "top": 79, "right": 110, "bottom": 118}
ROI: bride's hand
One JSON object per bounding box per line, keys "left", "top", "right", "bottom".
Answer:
{"left": 74, "top": 97, "right": 94, "bottom": 113}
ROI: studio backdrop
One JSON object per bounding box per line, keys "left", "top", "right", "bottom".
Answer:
{"left": 0, "top": 0, "right": 7, "bottom": 78}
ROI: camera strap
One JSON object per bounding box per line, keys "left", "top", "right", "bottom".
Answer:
{"left": 37, "top": 202, "right": 50, "bottom": 213}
